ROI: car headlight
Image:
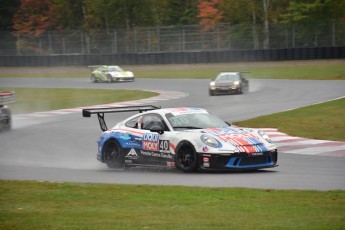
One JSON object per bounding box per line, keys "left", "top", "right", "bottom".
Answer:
{"left": 210, "top": 81, "right": 215, "bottom": 86}
{"left": 258, "top": 130, "right": 272, "bottom": 143}
{"left": 234, "top": 80, "right": 240, "bottom": 85}
{"left": 201, "top": 134, "right": 220, "bottom": 148}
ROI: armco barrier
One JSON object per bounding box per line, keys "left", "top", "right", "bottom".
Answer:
{"left": 0, "top": 47, "right": 344, "bottom": 67}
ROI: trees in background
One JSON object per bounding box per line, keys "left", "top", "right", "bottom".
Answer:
{"left": 10, "top": 0, "right": 345, "bottom": 32}
{"left": 5, "top": 0, "right": 345, "bottom": 54}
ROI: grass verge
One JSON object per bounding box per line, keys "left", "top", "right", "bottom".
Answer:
{"left": 0, "top": 87, "right": 158, "bottom": 114}
{"left": 1, "top": 180, "right": 344, "bottom": 230}
{"left": 135, "top": 63, "right": 345, "bottom": 80}
{"left": 1, "top": 60, "right": 344, "bottom": 80}
{"left": 234, "top": 98, "right": 345, "bottom": 142}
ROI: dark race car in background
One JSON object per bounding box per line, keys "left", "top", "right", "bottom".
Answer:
{"left": 83, "top": 106, "right": 278, "bottom": 172}
{"left": 209, "top": 72, "right": 249, "bottom": 95}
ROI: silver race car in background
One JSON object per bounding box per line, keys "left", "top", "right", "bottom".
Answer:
{"left": 83, "top": 106, "right": 278, "bottom": 172}
{"left": 209, "top": 72, "right": 249, "bottom": 95}
{"left": 89, "top": 65, "right": 135, "bottom": 83}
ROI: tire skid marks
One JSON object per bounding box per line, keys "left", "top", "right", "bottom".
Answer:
{"left": 261, "top": 128, "right": 345, "bottom": 157}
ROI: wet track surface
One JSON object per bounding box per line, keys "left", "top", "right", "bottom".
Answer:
{"left": 1, "top": 78, "right": 345, "bottom": 190}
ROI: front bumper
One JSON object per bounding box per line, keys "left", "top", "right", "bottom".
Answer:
{"left": 198, "top": 150, "right": 278, "bottom": 171}
{"left": 113, "top": 77, "right": 135, "bottom": 82}
{"left": 209, "top": 85, "right": 241, "bottom": 94}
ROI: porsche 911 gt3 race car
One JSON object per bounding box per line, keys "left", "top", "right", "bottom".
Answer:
{"left": 0, "top": 91, "right": 15, "bottom": 132}
{"left": 83, "top": 106, "right": 278, "bottom": 172}
{"left": 209, "top": 72, "right": 249, "bottom": 95}
{"left": 89, "top": 65, "right": 134, "bottom": 83}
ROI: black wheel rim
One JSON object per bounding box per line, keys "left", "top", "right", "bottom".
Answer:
{"left": 177, "top": 145, "right": 195, "bottom": 169}
{"left": 104, "top": 141, "right": 124, "bottom": 168}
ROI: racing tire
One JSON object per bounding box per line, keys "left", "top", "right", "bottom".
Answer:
{"left": 244, "top": 84, "right": 249, "bottom": 93}
{"left": 90, "top": 74, "right": 97, "bottom": 83}
{"left": 0, "top": 107, "right": 12, "bottom": 132}
{"left": 175, "top": 141, "right": 198, "bottom": 172}
{"left": 103, "top": 139, "right": 125, "bottom": 170}
{"left": 107, "top": 74, "right": 112, "bottom": 83}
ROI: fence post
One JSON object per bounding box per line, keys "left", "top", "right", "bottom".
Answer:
{"left": 16, "top": 33, "right": 21, "bottom": 55}
{"left": 62, "top": 37, "right": 66, "bottom": 54}
{"left": 332, "top": 20, "right": 335, "bottom": 47}
{"left": 134, "top": 28, "right": 137, "bottom": 53}
{"left": 48, "top": 31, "right": 52, "bottom": 54}
{"left": 113, "top": 31, "right": 117, "bottom": 54}
{"left": 38, "top": 38, "right": 42, "bottom": 55}
{"left": 157, "top": 27, "right": 160, "bottom": 52}
{"left": 217, "top": 27, "right": 220, "bottom": 50}
{"left": 182, "top": 29, "right": 185, "bottom": 51}
{"left": 80, "top": 31, "right": 84, "bottom": 54}
{"left": 148, "top": 30, "right": 151, "bottom": 52}
{"left": 228, "top": 23, "right": 231, "bottom": 49}
{"left": 292, "top": 24, "right": 295, "bottom": 48}
{"left": 285, "top": 28, "right": 288, "bottom": 48}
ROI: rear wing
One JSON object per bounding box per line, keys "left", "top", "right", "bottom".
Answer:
{"left": 88, "top": 65, "right": 104, "bottom": 71}
{"left": 0, "top": 91, "right": 15, "bottom": 105}
{"left": 82, "top": 105, "right": 160, "bottom": 131}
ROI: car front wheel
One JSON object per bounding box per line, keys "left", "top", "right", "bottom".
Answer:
{"left": 107, "top": 74, "right": 112, "bottom": 83}
{"left": 175, "top": 141, "right": 198, "bottom": 172}
{"left": 103, "top": 139, "right": 125, "bottom": 169}
{"left": 90, "top": 74, "right": 97, "bottom": 83}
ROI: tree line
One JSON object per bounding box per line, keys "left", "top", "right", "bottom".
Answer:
{"left": 0, "top": 0, "right": 344, "bottom": 55}
{"left": 2, "top": 0, "right": 344, "bottom": 33}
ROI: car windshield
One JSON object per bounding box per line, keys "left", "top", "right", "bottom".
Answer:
{"left": 106, "top": 66, "right": 123, "bottom": 72}
{"left": 216, "top": 73, "right": 239, "bottom": 81}
{"left": 165, "top": 113, "right": 229, "bottom": 130}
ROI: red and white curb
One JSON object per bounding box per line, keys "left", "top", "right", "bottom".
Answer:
{"left": 262, "top": 128, "right": 345, "bottom": 157}
{"left": 13, "top": 90, "right": 188, "bottom": 119}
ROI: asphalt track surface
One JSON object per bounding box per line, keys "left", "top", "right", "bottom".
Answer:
{"left": 1, "top": 77, "right": 345, "bottom": 190}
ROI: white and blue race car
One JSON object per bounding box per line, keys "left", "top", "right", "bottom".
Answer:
{"left": 83, "top": 106, "right": 278, "bottom": 172}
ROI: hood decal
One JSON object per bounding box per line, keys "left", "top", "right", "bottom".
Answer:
{"left": 206, "top": 127, "right": 268, "bottom": 153}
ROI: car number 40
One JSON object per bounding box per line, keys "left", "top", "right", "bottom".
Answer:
{"left": 159, "top": 140, "right": 169, "bottom": 151}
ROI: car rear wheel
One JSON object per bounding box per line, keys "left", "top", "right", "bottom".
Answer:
{"left": 175, "top": 141, "right": 198, "bottom": 172}
{"left": 0, "top": 107, "right": 11, "bottom": 131}
{"left": 103, "top": 139, "right": 125, "bottom": 169}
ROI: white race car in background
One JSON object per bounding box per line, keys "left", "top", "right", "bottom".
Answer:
{"left": 83, "top": 106, "right": 278, "bottom": 172}
{"left": 89, "top": 65, "right": 135, "bottom": 83}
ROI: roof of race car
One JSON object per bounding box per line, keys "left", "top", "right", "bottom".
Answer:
{"left": 88, "top": 65, "right": 123, "bottom": 71}
{"left": 149, "top": 107, "right": 209, "bottom": 116}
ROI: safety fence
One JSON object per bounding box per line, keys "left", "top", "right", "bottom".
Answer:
{"left": 1, "top": 20, "right": 345, "bottom": 56}
{"left": 1, "top": 47, "right": 344, "bottom": 67}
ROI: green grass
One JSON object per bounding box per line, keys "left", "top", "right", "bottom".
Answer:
{"left": 135, "top": 64, "right": 345, "bottom": 80}
{"left": 1, "top": 60, "right": 344, "bottom": 80}
{"left": 0, "top": 87, "right": 158, "bottom": 114}
{"left": 234, "top": 98, "right": 345, "bottom": 142}
{"left": 1, "top": 180, "right": 344, "bottom": 230}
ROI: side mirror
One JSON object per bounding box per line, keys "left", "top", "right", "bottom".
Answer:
{"left": 150, "top": 126, "right": 165, "bottom": 135}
